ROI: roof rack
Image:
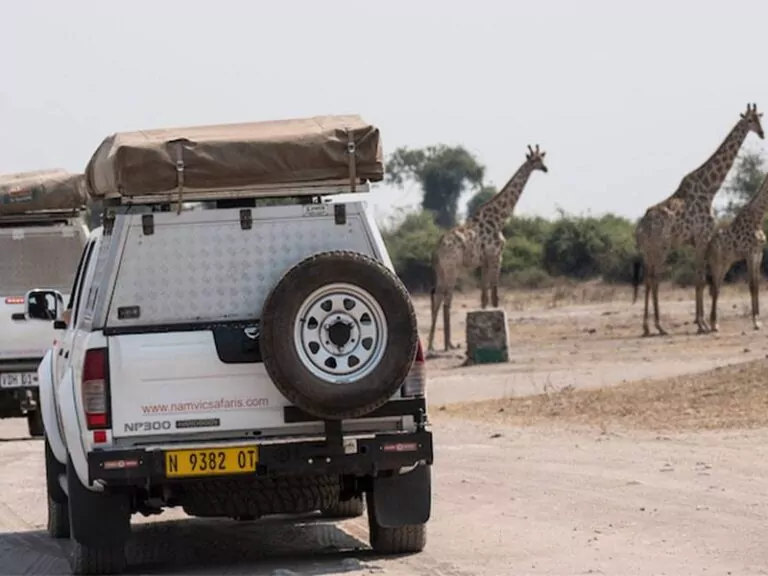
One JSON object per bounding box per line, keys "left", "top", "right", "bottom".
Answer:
{"left": 0, "top": 208, "right": 83, "bottom": 224}
{"left": 103, "top": 180, "right": 371, "bottom": 207}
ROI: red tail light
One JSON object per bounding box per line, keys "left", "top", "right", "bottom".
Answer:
{"left": 82, "top": 348, "right": 109, "bottom": 430}
{"left": 402, "top": 340, "right": 426, "bottom": 397}
{"left": 4, "top": 296, "right": 24, "bottom": 305}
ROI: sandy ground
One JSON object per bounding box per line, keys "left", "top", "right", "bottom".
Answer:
{"left": 2, "top": 283, "right": 768, "bottom": 575}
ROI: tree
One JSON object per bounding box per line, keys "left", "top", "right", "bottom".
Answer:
{"left": 466, "top": 185, "right": 497, "bottom": 219}
{"left": 721, "top": 149, "right": 766, "bottom": 216}
{"left": 386, "top": 145, "right": 485, "bottom": 228}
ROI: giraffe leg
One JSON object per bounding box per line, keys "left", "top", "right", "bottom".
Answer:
{"left": 480, "top": 259, "right": 492, "bottom": 309}
{"left": 443, "top": 292, "right": 459, "bottom": 351}
{"left": 651, "top": 271, "right": 668, "bottom": 336}
{"left": 489, "top": 251, "right": 502, "bottom": 308}
{"left": 708, "top": 264, "right": 725, "bottom": 333}
{"left": 692, "top": 248, "right": 710, "bottom": 334}
{"left": 748, "top": 253, "right": 762, "bottom": 330}
{"left": 642, "top": 267, "right": 652, "bottom": 337}
{"left": 427, "top": 289, "right": 445, "bottom": 354}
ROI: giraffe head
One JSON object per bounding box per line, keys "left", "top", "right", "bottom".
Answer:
{"left": 525, "top": 144, "right": 548, "bottom": 173}
{"left": 740, "top": 103, "right": 764, "bottom": 139}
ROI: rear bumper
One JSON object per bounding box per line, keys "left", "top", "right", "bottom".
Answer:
{"left": 87, "top": 429, "right": 433, "bottom": 486}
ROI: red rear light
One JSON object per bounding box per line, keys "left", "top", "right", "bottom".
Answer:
{"left": 402, "top": 340, "right": 426, "bottom": 397}
{"left": 4, "top": 296, "right": 24, "bottom": 305}
{"left": 82, "top": 348, "right": 109, "bottom": 430}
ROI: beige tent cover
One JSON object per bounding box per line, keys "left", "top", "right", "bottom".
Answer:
{"left": 85, "top": 114, "right": 384, "bottom": 199}
{"left": 0, "top": 170, "right": 87, "bottom": 216}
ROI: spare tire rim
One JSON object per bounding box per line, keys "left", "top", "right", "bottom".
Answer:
{"left": 294, "top": 283, "right": 388, "bottom": 383}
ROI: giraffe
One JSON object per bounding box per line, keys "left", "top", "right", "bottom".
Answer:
{"left": 426, "top": 144, "right": 548, "bottom": 353}
{"left": 706, "top": 170, "right": 768, "bottom": 332}
{"left": 632, "top": 103, "right": 764, "bottom": 336}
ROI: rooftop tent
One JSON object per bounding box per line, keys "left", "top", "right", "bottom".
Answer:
{"left": 84, "top": 114, "right": 384, "bottom": 200}
{"left": 0, "top": 170, "right": 87, "bottom": 216}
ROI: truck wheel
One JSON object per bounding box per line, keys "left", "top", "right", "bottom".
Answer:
{"left": 44, "top": 437, "right": 69, "bottom": 538}
{"left": 366, "top": 491, "right": 426, "bottom": 554}
{"left": 321, "top": 495, "right": 364, "bottom": 519}
{"left": 47, "top": 495, "right": 70, "bottom": 539}
{"left": 66, "top": 456, "right": 130, "bottom": 575}
{"left": 27, "top": 410, "right": 43, "bottom": 438}
{"left": 260, "top": 251, "right": 418, "bottom": 420}
{"left": 70, "top": 543, "right": 128, "bottom": 576}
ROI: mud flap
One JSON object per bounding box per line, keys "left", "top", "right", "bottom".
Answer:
{"left": 67, "top": 457, "right": 131, "bottom": 547}
{"left": 370, "top": 463, "right": 431, "bottom": 528}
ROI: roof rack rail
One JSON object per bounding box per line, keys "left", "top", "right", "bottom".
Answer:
{"left": 103, "top": 180, "right": 371, "bottom": 207}
{"left": 0, "top": 208, "right": 83, "bottom": 225}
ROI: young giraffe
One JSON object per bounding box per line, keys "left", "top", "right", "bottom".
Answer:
{"left": 706, "top": 170, "right": 768, "bottom": 332}
{"left": 633, "top": 103, "right": 764, "bottom": 336}
{"left": 427, "top": 144, "right": 548, "bottom": 353}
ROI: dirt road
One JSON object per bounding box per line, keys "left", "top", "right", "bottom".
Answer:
{"left": 0, "top": 286, "right": 767, "bottom": 575}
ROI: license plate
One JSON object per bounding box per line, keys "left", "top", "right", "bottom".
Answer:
{"left": 0, "top": 372, "right": 38, "bottom": 389}
{"left": 165, "top": 446, "right": 259, "bottom": 478}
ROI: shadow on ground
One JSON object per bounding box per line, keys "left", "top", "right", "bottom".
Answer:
{"left": 0, "top": 514, "right": 381, "bottom": 575}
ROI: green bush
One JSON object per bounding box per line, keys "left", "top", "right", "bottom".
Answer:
{"left": 381, "top": 210, "right": 443, "bottom": 292}
{"left": 379, "top": 207, "right": 751, "bottom": 293}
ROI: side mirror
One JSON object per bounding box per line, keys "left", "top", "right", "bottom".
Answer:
{"left": 10, "top": 313, "right": 26, "bottom": 321}
{"left": 53, "top": 320, "right": 67, "bottom": 330}
{"left": 24, "top": 289, "right": 61, "bottom": 321}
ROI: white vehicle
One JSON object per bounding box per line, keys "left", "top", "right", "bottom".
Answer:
{"left": 0, "top": 171, "right": 89, "bottom": 437}
{"left": 39, "top": 115, "right": 433, "bottom": 575}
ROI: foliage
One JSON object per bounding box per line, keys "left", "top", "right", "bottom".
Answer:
{"left": 721, "top": 149, "right": 766, "bottom": 217}
{"left": 386, "top": 145, "right": 485, "bottom": 228}
{"left": 380, "top": 210, "right": 443, "bottom": 292}
{"left": 466, "top": 186, "right": 497, "bottom": 219}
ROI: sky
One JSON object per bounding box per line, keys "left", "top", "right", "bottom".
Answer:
{"left": 2, "top": 0, "right": 768, "bottom": 227}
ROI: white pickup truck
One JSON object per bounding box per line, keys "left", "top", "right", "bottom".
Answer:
{"left": 39, "top": 115, "right": 434, "bottom": 575}
{"left": 0, "top": 171, "right": 89, "bottom": 437}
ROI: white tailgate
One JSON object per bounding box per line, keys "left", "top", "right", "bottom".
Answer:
{"left": 108, "top": 332, "right": 292, "bottom": 438}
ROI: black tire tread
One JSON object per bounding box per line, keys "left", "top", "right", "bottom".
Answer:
{"left": 69, "top": 542, "right": 127, "bottom": 575}
{"left": 261, "top": 250, "right": 418, "bottom": 420}
{"left": 44, "top": 436, "right": 67, "bottom": 504}
{"left": 46, "top": 495, "right": 70, "bottom": 539}
{"left": 27, "top": 410, "right": 43, "bottom": 437}
{"left": 321, "top": 495, "right": 364, "bottom": 519}
{"left": 369, "top": 522, "right": 427, "bottom": 554}
{"left": 180, "top": 475, "right": 340, "bottom": 518}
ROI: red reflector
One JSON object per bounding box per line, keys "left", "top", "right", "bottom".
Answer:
{"left": 382, "top": 442, "right": 419, "bottom": 453}
{"left": 93, "top": 430, "right": 107, "bottom": 444}
{"left": 86, "top": 413, "right": 107, "bottom": 428}
{"left": 103, "top": 459, "right": 139, "bottom": 470}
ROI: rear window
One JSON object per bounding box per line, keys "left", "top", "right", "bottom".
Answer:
{"left": 0, "top": 226, "right": 86, "bottom": 295}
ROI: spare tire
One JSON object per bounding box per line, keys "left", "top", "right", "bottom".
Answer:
{"left": 260, "top": 250, "right": 418, "bottom": 420}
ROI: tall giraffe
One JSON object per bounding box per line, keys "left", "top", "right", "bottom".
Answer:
{"left": 426, "top": 144, "right": 548, "bottom": 353}
{"left": 706, "top": 170, "right": 768, "bottom": 332}
{"left": 632, "top": 103, "right": 764, "bottom": 336}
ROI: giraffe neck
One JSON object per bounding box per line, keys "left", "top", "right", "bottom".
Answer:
{"left": 691, "top": 119, "right": 750, "bottom": 202}
{"left": 470, "top": 163, "right": 534, "bottom": 229}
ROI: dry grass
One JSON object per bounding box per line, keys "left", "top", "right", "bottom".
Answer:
{"left": 442, "top": 358, "right": 768, "bottom": 432}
